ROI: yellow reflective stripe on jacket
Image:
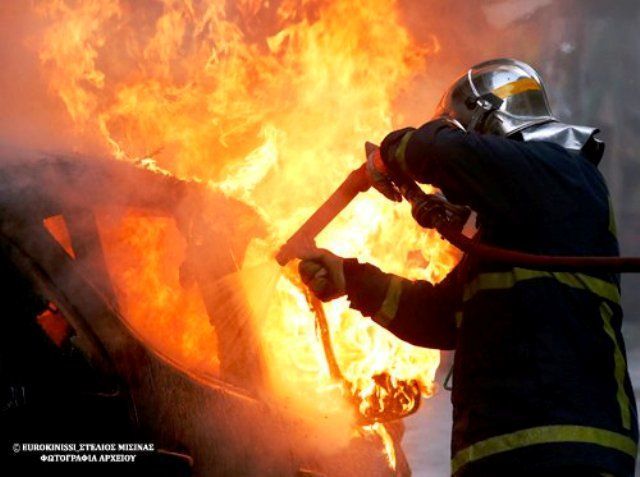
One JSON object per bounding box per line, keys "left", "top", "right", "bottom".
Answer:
{"left": 608, "top": 195, "right": 618, "bottom": 237}
{"left": 600, "top": 302, "right": 632, "bottom": 429}
{"left": 373, "top": 276, "right": 403, "bottom": 328}
{"left": 451, "top": 425, "right": 638, "bottom": 475}
{"left": 463, "top": 267, "right": 620, "bottom": 305}
{"left": 394, "top": 130, "right": 415, "bottom": 174}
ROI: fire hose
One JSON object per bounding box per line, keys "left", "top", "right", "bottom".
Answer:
{"left": 275, "top": 142, "right": 640, "bottom": 424}
{"left": 397, "top": 176, "right": 640, "bottom": 273}
{"left": 277, "top": 142, "right": 640, "bottom": 273}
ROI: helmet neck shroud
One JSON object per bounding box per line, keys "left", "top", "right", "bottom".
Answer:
{"left": 434, "top": 58, "right": 604, "bottom": 163}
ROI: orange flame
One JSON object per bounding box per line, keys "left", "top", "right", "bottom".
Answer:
{"left": 34, "top": 0, "right": 458, "bottom": 466}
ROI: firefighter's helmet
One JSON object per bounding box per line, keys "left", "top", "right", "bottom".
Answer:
{"left": 434, "top": 58, "right": 554, "bottom": 136}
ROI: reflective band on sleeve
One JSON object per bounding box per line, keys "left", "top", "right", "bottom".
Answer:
{"left": 373, "top": 276, "right": 403, "bottom": 328}
{"left": 608, "top": 195, "right": 618, "bottom": 237}
{"left": 492, "top": 77, "right": 541, "bottom": 100}
{"left": 451, "top": 425, "right": 638, "bottom": 475}
{"left": 463, "top": 267, "right": 620, "bottom": 305}
{"left": 600, "top": 302, "right": 632, "bottom": 430}
{"left": 394, "top": 130, "right": 415, "bottom": 174}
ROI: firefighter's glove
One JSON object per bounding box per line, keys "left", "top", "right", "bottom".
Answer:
{"left": 366, "top": 146, "right": 402, "bottom": 202}
{"left": 298, "top": 248, "right": 346, "bottom": 302}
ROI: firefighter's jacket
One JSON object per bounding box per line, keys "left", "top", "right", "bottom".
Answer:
{"left": 344, "top": 119, "right": 638, "bottom": 476}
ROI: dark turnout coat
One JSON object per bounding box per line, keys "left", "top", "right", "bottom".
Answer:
{"left": 344, "top": 119, "right": 638, "bottom": 476}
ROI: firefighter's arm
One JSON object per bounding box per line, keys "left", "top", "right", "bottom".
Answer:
{"left": 381, "top": 119, "right": 526, "bottom": 223}
{"left": 342, "top": 259, "right": 459, "bottom": 350}
{"left": 299, "top": 249, "right": 460, "bottom": 349}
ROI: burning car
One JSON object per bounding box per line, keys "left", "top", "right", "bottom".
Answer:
{"left": 0, "top": 148, "right": 428, "bottom": 475}
{"left": 1, "top": 1, "right": 462, "bottom": 475}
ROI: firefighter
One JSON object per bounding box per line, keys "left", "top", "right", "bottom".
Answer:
{"left": 299, "top": 59, "right": 638, "bottom": 476}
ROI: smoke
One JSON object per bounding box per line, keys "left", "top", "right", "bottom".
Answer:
{"left": 392, "top": 0, "right": 557, "bottom": 127}
{"left": 0, "top": 3, "right": 94, "bottom": 152}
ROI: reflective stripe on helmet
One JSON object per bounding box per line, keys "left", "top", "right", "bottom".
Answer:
{"left": 451, "top": 425, "right": 637, "bottom": 475}
{"left": 492, "top": 77, "right": 541, "bottom": 100}
{"left": 463, "top": 268, "right": 620, "bottom": 304}
{"left": 372, "top": 276, "right": 404, "bottom": 327}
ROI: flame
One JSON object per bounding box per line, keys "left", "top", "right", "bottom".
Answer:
{"left": 44, "top": 215, "right": 76, "bottom": 259}
{"left": 33, "top": 0, "right": 458, "bottom": 466}
{"left": 96, "top": 210, "right": 221, "bottom": 375}
{"left": 364, "top": 423, "right": 398, "bottom": 470}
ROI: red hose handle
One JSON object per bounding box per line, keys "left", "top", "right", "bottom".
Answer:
{"left": 276, "top": 163, "right": 371, "bottom": 265}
